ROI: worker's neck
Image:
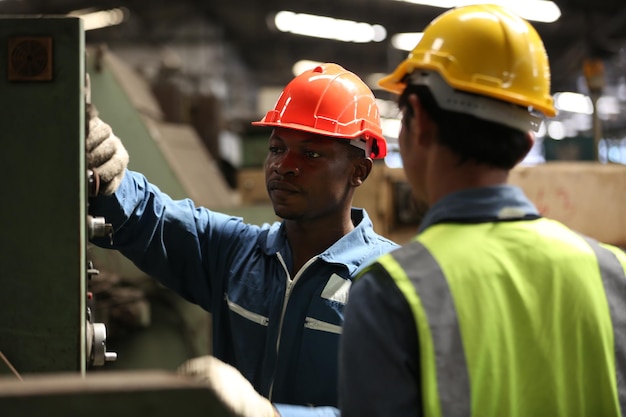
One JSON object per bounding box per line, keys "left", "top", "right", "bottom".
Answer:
{"left": 284, "top": 211, "right": 354, "bottom": 273}
{"left": 427, "top": 150, "right": 509, "bottom": 206}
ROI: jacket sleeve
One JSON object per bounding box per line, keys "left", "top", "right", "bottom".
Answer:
{"left": 274, "top": 404, "right": 339, "bottom": 417}
{"left": 339, "top": 263, "right": 422, "bottom": 417}
{"left": 88, "top": 169, "right": 261, "bottom": 311}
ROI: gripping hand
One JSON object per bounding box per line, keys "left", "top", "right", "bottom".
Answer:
{"left": 178, "top": 355, "right": 278, "bottom": 417}
{"left": 86, "top": 104, "right": 129, "bottom": 196}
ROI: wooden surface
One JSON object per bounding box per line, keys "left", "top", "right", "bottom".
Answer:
{"left": 510, "top": 162, "right": 626, "bottom": 247}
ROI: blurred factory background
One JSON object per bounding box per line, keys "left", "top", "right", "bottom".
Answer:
{"left": 1, "top": 1, "right": 626, "bottom": 413}
{"left": 4, "top": 0, "right": 626, "bottom": 167}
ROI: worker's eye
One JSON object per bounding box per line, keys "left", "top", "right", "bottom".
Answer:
{"left": 269, "top": 145, "right": 284, "bottom": 154}
{"left": 305, "top": 150, "right": 321, "bottom": 158}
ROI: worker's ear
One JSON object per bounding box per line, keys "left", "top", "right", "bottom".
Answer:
{"left": 526, "top": 131, "right": 536, "bottom": 151}
{"left": 351, "top": 156, "right": 373, "bottom": 187}
{"left": 514, "top": 131, "right": 536, "bottom": 165}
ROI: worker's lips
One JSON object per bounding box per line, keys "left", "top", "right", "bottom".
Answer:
{"left": 267, "top": 180, "right": 300, "bottom": 194}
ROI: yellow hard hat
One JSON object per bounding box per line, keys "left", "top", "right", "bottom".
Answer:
{"left": 378, "top": 4, "right": 556, "bottom": 118}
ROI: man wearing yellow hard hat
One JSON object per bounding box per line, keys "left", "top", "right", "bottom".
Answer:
{"left": 339, "top": 5, "right": 626, "bottom": 416}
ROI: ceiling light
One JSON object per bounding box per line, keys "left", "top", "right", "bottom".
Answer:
{"left": 391, "top": 33, "right": 424, "bottom": 52}
{"left": 553, "top": 92, "right": 593, "bottom": 114}
{"left": 596, "top": 96, "right": 620, "bottom": 118}
{"left": 381, "top": 118, "right": 402, "bottom": 139}
{"left": 547, "top": 121, "right": 566, "bottom": 140}
{"left": 292, "top": 60, "right": 324, "bottom": 77}
{"left": 68, "top": 8, "right": 127, "bottom": 31}
{"left": 393, "top": 0, "right": 561, "bottom": 23}
{"left": 273, "top": 11, "right": 386, "bottom": 43}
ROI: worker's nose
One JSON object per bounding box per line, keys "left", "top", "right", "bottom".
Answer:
{"left": 274, "top": 152, "right": 300, "bottom": 176}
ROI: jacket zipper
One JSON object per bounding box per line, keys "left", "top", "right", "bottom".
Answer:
{"left": 268, "top": 253, "right": 319, "bottom": 400}
{"left": 303, "top": 317, "right": 342, "bottom": 334}
{"left": 225, "top": 294, "right": 269, "bottom": 326}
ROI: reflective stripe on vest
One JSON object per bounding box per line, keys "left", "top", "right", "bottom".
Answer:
{"left": 378, "top": 220, "right": 626, "bottom": 417}
{"left": 381, "top": 242, "right": 470, "bottom": 417}
{"left": 582, "top": 236, "right": 626, "bottom": 415}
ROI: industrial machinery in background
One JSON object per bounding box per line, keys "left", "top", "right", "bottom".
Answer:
{"left": 0, "top": 12, "right": 268, "bottom": 379}
{"left": 0, "top": 15, "right": 230, "bottom": 415}
{"left": 0, "top": 15, "right": 115, "bottom": 376}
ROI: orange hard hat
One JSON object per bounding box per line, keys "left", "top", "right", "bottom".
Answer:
{"left": 253, "top": 63, "right": 387, "bottom": 158}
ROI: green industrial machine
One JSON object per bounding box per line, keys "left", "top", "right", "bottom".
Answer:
{"left": 0, "top": 14, "right": 215, "bottom": 376}
{"left": 0, "top": 16, "right": 99, "bottom": 375}
{"left": 0, "top": 16, "right": 230, "bottom": 415}
{"left": 0, "top": 15, "right": 211, "bottom": 376}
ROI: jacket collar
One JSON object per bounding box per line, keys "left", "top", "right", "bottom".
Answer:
{"left": 263, "top": 208, "right": 382, "bottom": 275}
{"left": 419, "top": 185, "right": 540, "bottom": 233}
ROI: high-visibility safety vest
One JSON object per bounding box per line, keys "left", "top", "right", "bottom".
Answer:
{"left": 374, "top": 217, "right": 626, "bottom": 417}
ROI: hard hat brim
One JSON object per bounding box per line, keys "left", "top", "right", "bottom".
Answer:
{"left": 250, "top": 121, "right": 388, "bottom": 159}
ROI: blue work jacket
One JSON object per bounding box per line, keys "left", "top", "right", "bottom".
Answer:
{"left": 90, "top": 170, "right": 398, "bottom": 417}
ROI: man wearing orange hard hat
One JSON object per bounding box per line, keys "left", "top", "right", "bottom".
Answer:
{"left": 87, "top": 63, "right": 397, "bottom": 417}
{"left": 340, "top": 5, "right": 626, "bottom": 416}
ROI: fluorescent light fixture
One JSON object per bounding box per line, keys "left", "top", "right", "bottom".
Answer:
{"left": 381, "top": 117, "right": 402, "bottom": 139}
{"left": 274, "top": 11, "right": 386, "bottom": 43}
{"left": 68, "top": 8, "right": 127, "bottom": 31}
{"left": 553, "top": 92, "right": 593, "bottom": 114}
{"left": 393, "top": 0, "right": 561, "bottom": 23}
{"left": 391, "top": 32, "right": 424, "bottom": 51}
{"left": 292, "top": 60, "right": 324, "bottom": 76}
{"left": 547, "top": 121, "right": 566, "bottom": 140}
{"left": 596, "top": 96, "right": 620, "bottom": 118}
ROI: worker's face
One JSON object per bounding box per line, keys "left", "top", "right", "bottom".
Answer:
{"left": 398, "top": 93, "right": 429, "bottom": 204}
{"left": 265, "top": 127, "right": 367, "bottom": 221}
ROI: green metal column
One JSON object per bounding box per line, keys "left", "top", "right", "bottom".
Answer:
{"left": 0, "top": 17, "right": 86, "bottom": 375}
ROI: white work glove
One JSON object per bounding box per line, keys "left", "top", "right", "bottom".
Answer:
{"left": 177, "top": 355, "right": 278, "bottom": 417}
{"left": 86, "top": 104, "right": 129, "bottom": 196}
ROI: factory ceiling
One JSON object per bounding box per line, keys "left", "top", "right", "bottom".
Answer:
{"left": 3, "top": 0, "right": 626, "bottom": 100}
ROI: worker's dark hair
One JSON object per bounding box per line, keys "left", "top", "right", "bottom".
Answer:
{"left": 398, "top": 84, "right": 531, "bottom": 169}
